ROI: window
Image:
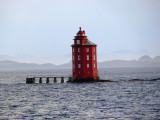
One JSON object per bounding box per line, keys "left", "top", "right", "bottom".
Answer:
{"left": 87, "top": 55, "right": 89, "bottom": 60}
{"left": 78, "top": 64, "right": 81, "bottom": 68}
{"left": 73, "top": 55, "right": 74, "bottom": 61}
{"left": 78, "top": 48, "right": 80, "bottom": 52}
{"left": 94, "top": 55, "right": 95, "bottom": 60}
{"left": 78, "top": 55, "right": 81, "bottom": 60}
{"left": 73, "top": 48, "right": 74, "bottom": 52}
{"left": 94, "top": 64, "right": 95, "bottom": 67}
{"left": 77, "top": 40, "right": 80, "bottom": 44}
{"left": 93, "top": 48, "right": 95, "bottom": 52}
{"left": 86, "top": 48, "right": 89, "bottom": 52}
{"left": 87, "top": 64, "right": 89, "bottom": 68}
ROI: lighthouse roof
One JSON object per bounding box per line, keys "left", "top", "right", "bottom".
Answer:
{"left": 71, "top": 39, "right": 97, "bottom": 46}
{"left": 84, "top": 40, "right": 97, "bottom": 45}
{"left": 72, "top": 27, "right": 97, "bottom": 46}
{"left": 77, "top": 27, "right": 85, "bottom": 34}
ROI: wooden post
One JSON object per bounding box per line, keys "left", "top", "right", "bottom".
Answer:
{"left": 61, "top": 77, "right": 64, "bottom": 83}
{"left": 54, "top": 77, "right": 57, "bottom": 83}
{"left": 69, "top": 77, "right": 72, "bottom": 81}
{"left": 26, "top": 78, "right": 35, "bottom": 84}
{"left": 39, "top": 77, "right": 42, "bottom": 83}
{"left": 32, "top": 78, "right": 35, "bottom": 83}
{"left": 46, "top": 77, "right": 49, "bottom": 83}
{"left": 26, "top": 78, "right": 29, "bottom": 83}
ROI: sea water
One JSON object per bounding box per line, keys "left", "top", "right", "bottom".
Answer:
{"left": 0, "top": 67, "right": 160, "bottom": 119}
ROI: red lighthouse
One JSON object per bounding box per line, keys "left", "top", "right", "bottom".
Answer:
{"left": 71, "top": 27, "right": 100, "bottom": 82}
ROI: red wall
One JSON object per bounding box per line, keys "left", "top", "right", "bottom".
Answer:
{"left": 72, "top": 45, "right": 98, "bottom": 77}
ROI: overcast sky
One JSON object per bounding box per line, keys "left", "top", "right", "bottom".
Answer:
{"left": 0, "top": 0, "right": 160, "bottom": 64}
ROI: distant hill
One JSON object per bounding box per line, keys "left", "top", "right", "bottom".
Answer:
{"left": 98, "top": 55, "right": 160, "bottom": 68}
{"left": 57, "top": 61, "right": 72, "bottom": 69}
{"left": 138, "top": 55, "right": 152, "bottom": 61}
{"left": 153, "top": 56, "right": 160, "bottom": 61}
{"left": 0, "top": 55, "right": 160, "bottom": 70}
{"left": 0, "top": 60, "right": 57, "bottom": 70}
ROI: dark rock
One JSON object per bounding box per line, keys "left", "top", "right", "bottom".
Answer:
{"left": 99, "top": 80, "right": 114, "bottom": 82}
{"left": 67, "top": 76, "right": 100, "bottom": 83}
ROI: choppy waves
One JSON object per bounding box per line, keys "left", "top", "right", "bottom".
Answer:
{"left": 0, "top": 68, "right": 160, "bottom": 119}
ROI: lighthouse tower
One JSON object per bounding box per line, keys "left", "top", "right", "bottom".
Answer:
{"left": 71, "top": 27, "right": 100, "bottom": 82}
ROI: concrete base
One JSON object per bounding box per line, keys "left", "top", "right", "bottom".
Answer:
{"left": 67, "top": 76, "right": 101, "bottom": 83}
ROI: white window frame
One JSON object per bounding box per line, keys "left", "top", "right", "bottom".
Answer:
{"left": 87, "top": 64, "right": 89, "bottom": 68}
{"left": 87, "top": 55, "right": 89, "bottom": 60}
{"left": 78, "top": 64, "right": 81, "bottom": 68}
{"left": 77, "top": 40, "right": 80, "bottom": 44}
{"left": 93, "top": 48, "right": 95, "bottom": 52}
{"left": 78, "top": 55, "right": 81, "bottom": 60}
{"left": 86, "top": 48, "right": 89, "bottom": 52}
{"left": 78, "top": 48, "right": 80, "bottom": 52}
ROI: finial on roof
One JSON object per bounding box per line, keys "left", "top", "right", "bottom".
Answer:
{"left": 79, "top": 27, "right": 81, "bottom": 30}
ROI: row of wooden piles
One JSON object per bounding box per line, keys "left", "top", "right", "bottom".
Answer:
{"left": 26, "top": 77, "right": 72, "bottom": 83}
